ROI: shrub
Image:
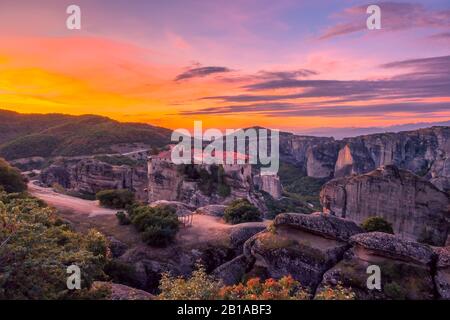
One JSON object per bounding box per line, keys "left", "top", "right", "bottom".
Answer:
{"left": 219, "top": 276, "right": 310, "bottom": 300}
{"left": 223, "top": 199, "right": 261, "bottom": 224}
{"left": 361, "top": 216, "right": 394, "bottom": 234}
{"left": 129, "top": 205, "right": 179, "bottom": 247}
{"left": 116, "top": 211, "right": 131, "bottom": 225}
{"left": 314, "top": 283, "right": 356, "bottom": 300}
{"left": 0, "top": 191, "right": 109, "bottom": 299}
{"left": 96, "top": 189, "right": 135, "bottom": 209}
{"left": 159, "top": 264, "right": 223, "bottom": 300}
{"left": 0, "top": 158, "right": 27, "bottom": 193}
{"left": 104, "top": 260, "right": 140, "bottom": 288}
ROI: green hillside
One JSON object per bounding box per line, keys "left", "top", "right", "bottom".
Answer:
{"left": 0, "top": 110, "right": 172, "bottom": 160}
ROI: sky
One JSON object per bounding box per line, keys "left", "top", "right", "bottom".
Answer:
{"left": 0, "top": 0, "right": 449, "bottom": 132}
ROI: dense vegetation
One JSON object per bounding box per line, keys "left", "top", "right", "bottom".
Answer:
{"left": 94, "top": 155, "right": 140, "bottom": 167}
{"left": 0, "top": 158, "right": 27, "bottom": 193}
{"left": 0, "top": 110, "right": 171, "bottom": 160}
{"left": 158, "top": 265, "right": 355, "bottom": 300}
{"left": 126, "top": 204, "right": 180, "bottom": 247}
{"left": 223, "top": 199, "right": 261, "bottom": 224}
{"left": 0, "top": 191, "right": 110, "bottom": 299}
{"left": 361, "top": 216, "right": 394, "bottom": 234}
{"left": 96, "top": 189, "right": 135, "bottom": 209}
{"left": 262, "top": 191, "right": 314, "bottom": 219}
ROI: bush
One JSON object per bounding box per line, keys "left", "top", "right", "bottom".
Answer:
{"left": 129, "top": 205, "right": 179, "bottom": 247}
{"left": 116, "top": 211, "right": 131, "bottom": 225}
{"left": 104, "top": 260, "right": 140, "bottom": 288}
{"left": 0, "top": 191, "right": 109, "bottom": 299}
{"left": 219, "top": 276, "right": 310, "bottom": 300}
{"left": 0, "top": 158, "right": 27, "bottom": 193}
{"left": 361, "top": 216, "right": 394, "bottom": 234}
{"left": 159, "top": 264, "right": 223, "bottom": 300}
{"left": 96, "top": 189, "right": 135, "bottom": 209}
{"left": 224, "top": 199, "right": 261, "bottom": 224}
{"left": 314, "top": 283, "right": 356, "bottom": 300}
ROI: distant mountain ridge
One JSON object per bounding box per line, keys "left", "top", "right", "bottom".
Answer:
{"left": 0, "top": 109, "right": 172, "bottom": 160}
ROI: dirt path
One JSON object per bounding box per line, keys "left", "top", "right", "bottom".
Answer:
{"left": 28, "top": 181, "right": 234, "bottom": 247}
{"left": 28, "top": 181, "right": 118, "bottom": 217}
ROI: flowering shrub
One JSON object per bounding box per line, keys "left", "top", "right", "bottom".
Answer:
{"left": 219, "top": 276, "right": 310, "bottom": 300}
{"left": 314, "top": 283, "right": 356, "bottom": 300}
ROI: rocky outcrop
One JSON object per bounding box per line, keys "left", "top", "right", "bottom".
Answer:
{"left": 40, "top": 158, "right": 148, "bottom": 201}
{"left": 107, "top": 236, "right": 129, "bottom": 258}
{"left": 92, "top": 282, "right": 154, "bottom": 300}
{"left": 273, "top": 212, "right": 364, "bottom": 242}
{"left": 253, "top": 174, "right": 282, "bottom": 199}
{"left": 212, "top": 255, "right": 250, "bottom": 285}
{"left": 434, "top": 247, "right": 450, "bottom": 299}
{"left": 321, "top": 165, "right": 450, "bottom": 246}
{"left": 229, "top": 222, "right": 267, "bottom": 253}
{"left": 318, "top": 232, "right": 437, "bottom": 300}
{"left": 230, "top": 213, "right": 450, "bottom": 299}
{"left": 241, "top": 213, "right": 363, "bottom": 290}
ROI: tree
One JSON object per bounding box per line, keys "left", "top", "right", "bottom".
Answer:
{"left": 0, "top": 158, "right": 27, "bottom": 193}
{"left": 361, "top": 216, "right": 394, "bottom": 234}
{"left": 0, "top": 191, "right": 109, "bottom": 299}
{"left": 96, "top": 189, "right": 135, "bottom": 209}
{"left": 224, "top": 199, "right": 261, "bottom": 224}
{"left": 128, "top": 205, "right": 179, "bottom": 247}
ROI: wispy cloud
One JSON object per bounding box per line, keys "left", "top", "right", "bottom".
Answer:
{"left": 175, "top": 66, "right": 232, "bottom": 81}
{"left": 319, "top": 2, "right": 450, "bottom": 40}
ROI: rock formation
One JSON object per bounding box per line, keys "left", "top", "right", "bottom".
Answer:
{"left": 40, "top": 158, "right": 148, "bottom": 201}
{"left": 280, "top": 127, "right": 450, "bottom": 193}
{"left": 320, "top": 165, "right": 450, "bottom": 246}
{"left": 212, "top": 213, "right": 450, "bottom": 300}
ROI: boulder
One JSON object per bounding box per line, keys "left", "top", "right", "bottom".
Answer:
{"left": 107, "top": 236, "right": 128, "bottom": 258}
{"left": 434, "top": 247, "right": 450, "bottom": 299}
{"left": 321, "top": 165, "right": 450, "bottom": 246}
{"left": 212, "top": 255, "right": 250, "bottom": 285}
{"left": 229, "top": 222, "right": 267, "bottom": 252}
{"left": 243, "top": 213, "right": 359, "bottom": 290}
{"left": 350, "top": 232, "right": 435, "bottom": 265}
{"left": 273, "top": 212, "right": 364, "bottom": 242}
{"left": 318, "top": 232, "right": 436, "bottom": 300}
{"left": 195, "top": 205, "right": 227, "bottom": 217}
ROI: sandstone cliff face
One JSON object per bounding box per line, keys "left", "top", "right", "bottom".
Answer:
{"left": 280, "top": 127, "right": 450, "bottom": 192}
{"left": 320, "top": 165, "right": 450, "bottom": 246}
{"left": 280, "top": 133, "right": 338, "bottom": 178}
{"left": 40, "top": 158, "right": 148, "bottom": 201}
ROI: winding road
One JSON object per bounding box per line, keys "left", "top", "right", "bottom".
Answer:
{"left": 28, "top": 181, "right": 118, "bottom": 217}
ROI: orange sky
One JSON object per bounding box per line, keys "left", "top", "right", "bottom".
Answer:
{"left": 1, "top": 1, "right": 449, "bottom": 131}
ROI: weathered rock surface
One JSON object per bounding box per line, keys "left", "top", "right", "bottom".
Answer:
{"left": 243, "top": 213, "right": 359, "bottom": 290}
{"left": 434, "top": 247, "right": 450, "bottom": 299}
{"left": 321, "top": 165, "right": 450, "bottom": 246}
{"left": 107, "top": 236, "right": 129, "bottom": 258}
{"left": 212, "top": 255, "right": 250, "bottom": 285}
{"left": 92, "top": 282, "right": 154, "bottom": 300}
{"left": 280, "top": 127, "right": 450, "bottom": 192}
{"left": 229, "top": 222, "right": 267, "bottom": 252}
{"left": 273, "top": 212, "right": 364, "bottom": 242}
{"left": 40, "top": 158, "right": 148, "bottom": 200}
{"left": 318, "top": 232, "right": 437, "bottom": 300}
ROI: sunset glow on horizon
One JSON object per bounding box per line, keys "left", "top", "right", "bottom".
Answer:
{"left": 0, "top": 0, "right": 449, "bottom": 131}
